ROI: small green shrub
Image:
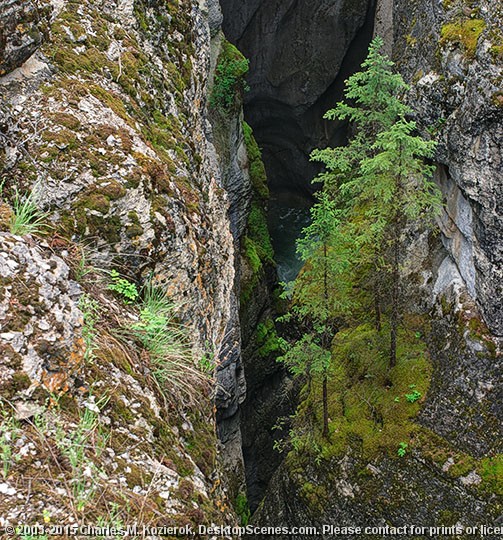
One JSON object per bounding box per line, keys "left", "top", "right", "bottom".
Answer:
{"left": 235, "top": 492, "right": 251, "bottom": 526}
{"left": 107, "top": 270, "right": 139, "bottom": 303}
{"left": 256, "top": 319, "right": 287, "bottom": 358}
{"left": 405, "top": 390, "right": 422, "bottom": 403}
{"left": 210, "top": 41, "right": 249, "bottom": 112}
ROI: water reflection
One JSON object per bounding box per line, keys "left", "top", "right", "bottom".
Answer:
{"left": 267, "top": 190, "right": 312, "bottom": 284}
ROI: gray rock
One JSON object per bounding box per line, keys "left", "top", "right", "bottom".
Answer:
{"left": 396, "top": 0, "right": 503, "bottom": 336}
{"left": 220, "top": 0, "right": 375, "bottom": 193}
{"left": 0, "top": 0, "right": 51, "bottom": 75}
{"left": 207, "top": 0, "right": 223, "bottom": 38}
{"left": 0, "top": 233, "right": 84, "bottom": 395}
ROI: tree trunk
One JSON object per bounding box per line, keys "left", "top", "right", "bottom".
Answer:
{"left": 322, "top": 374, "right": 329, "bottom": 439}
{"left": 374, "top": 289, "right": 382, "bottom": 332}
{"left": 390, "top": 221, "right": 399, "bottom": 368}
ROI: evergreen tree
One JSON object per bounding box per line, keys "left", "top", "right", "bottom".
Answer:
{"left": 279, "top": 193, "right": 352, "bottom": 438}
{"left": 310, "top": 36, "right": 442, "bottom": 367}
{"left": 310, "top": 36, "right": 412, "bottom": 330}
{"left": 359, "top": 118, "right": 441, "bottom": 365}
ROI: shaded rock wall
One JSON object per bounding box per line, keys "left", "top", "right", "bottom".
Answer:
{"left": 255, "top": 450, "right": 501, "bottom": 540}
{"left": 0, "top": 0, "right": 51, "bottom": 74}
{"left": 0, "top": 0, "right": 249, "bottom": 438}
{"left": 395, "top": 0, "right": 503, "bottom": 337}
{"left": 219, "top": 0, "right": 376, "bottom": 193}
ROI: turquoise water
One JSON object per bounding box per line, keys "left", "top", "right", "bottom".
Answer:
{"left": 267, "top": 190, "right": 312, "bottom": 284}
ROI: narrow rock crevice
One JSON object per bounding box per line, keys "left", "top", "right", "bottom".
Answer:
{"left": 221, "top": 0, "right": 376, "bottom": 194}
{"left": 218, "top": 0, "right": 377, "bottom": 513}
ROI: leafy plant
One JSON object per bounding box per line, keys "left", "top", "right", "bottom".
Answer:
{"left": 397, "top": 442, "right": 408, "bottom": 457}
{"left": 210, "top": 40, "right": 249, "bottom": 112}
{"left": 96, "top": 503, "right": 124, "bottom": 539}
{"left": 235, "top": 492, "right": 251, "bottom": 526}
{"left": 405, "top": 390, "right": 422, "bottom": 403}
{"left": 199, "top": 350, "right": 215, "bottom": 376}
{"left": 107, "top": 270, "right": 139, "bottom": 303}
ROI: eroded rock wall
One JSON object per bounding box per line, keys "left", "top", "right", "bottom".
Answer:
{"left": 394, "top": 0, "right": 503, "bottom": 337}
{"left": 394, "top": 0, "right": 503, "bottom": 456}
{"left": 0, "top": 0, "right": 249, "bottom": 529}
{"left": 219, "top": 0, "right": 376, "bottom": 192}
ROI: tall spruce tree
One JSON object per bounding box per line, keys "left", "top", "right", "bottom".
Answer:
{"left": 279, "top": 192, "right": 352, "bottom": 438}
{"left": 360, "top": 118, "right": 441, "bottom": 365}
{"left": 310, "top": 36, "right": 442, "bottom": 368}
{"left": 311, "top": 36, "right": 411, "bottom": 331}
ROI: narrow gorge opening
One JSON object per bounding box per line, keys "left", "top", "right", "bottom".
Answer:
{"left": 218, "top": 0, "right": 378, "bottom": 513}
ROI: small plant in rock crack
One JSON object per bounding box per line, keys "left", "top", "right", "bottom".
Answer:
{"left": 96, "top": 503, "right": 124, "bottom": 539}
{"left": 397, "top": 442, "right": 408, "bottom": 457}
{"left": 127, "top": 280, "right": 205, "bottom": 403}
{"left": 8, "top": 185, "right": 49, "bottom": 236}
{"left": 107, "top": 269, "right": 139, "bottom": 303}
{"left": 0, "top": 411, "right": 20, "bottom": 478}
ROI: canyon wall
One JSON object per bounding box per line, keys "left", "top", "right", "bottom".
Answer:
{"left": 220, "top": 0, "right": 377, "bottom": 193}
{"left": 0, "top": 0, "right": 249, "bottom": 528}
{"left": 237, "top": 0, "right": 503, "bottom": 534}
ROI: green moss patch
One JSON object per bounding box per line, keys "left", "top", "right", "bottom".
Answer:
{"left": 440, "top": 18, "right": 486, "bottom": 58}
{"left": 242, "top": 122, "right": 269, "bottom": 201}
{"left": 284, "top": 316, "right": 432, "bottom": 463}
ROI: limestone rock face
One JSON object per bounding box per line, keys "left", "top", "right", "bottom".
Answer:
{"left": 0, "top": 0, "right": 249, "bottom": 525}
{"left": 0, "top": 0, "right": 51, "bottom": 75}
{"left": 219, "top": 0, "right": 376, "bottom": 192}
{"left": 0, "top": 233, "right": 84, "bottom": 396}
{"left": 254, "top": 451, "right": 500, "bottom": 540}
{"left": 394, "top": 0, "right": 503, "bottom": 337}
{"left": 0, "top": 0, "right": 246, "bottom": 416}
{"left": 393, "top": 0, "right": 503, "bottom": 458}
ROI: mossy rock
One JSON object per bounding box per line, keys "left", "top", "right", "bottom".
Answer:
{"left": 243, "top": 122, "right": 269, "bottom": 201}
{"left": 440, "top": 18, "right": 486, "bottom": 58}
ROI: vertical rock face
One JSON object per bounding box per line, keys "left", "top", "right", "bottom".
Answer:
{"left": 0, "top": 233, "right": 84, "bottom": 397}
{"left": 0, "top": 0, "right": 249, "bottom": 524}
{"left": 0, "top": 0, "right": 246, "bottom": 407}
{"left": 394, "top": 0, "right": 503, "bottom": 337}
{"left": 392, "top": 0, "right": 503, "bottom": 459}
{"left": 219, "top": 0, "right": 376, "bottom": 192}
